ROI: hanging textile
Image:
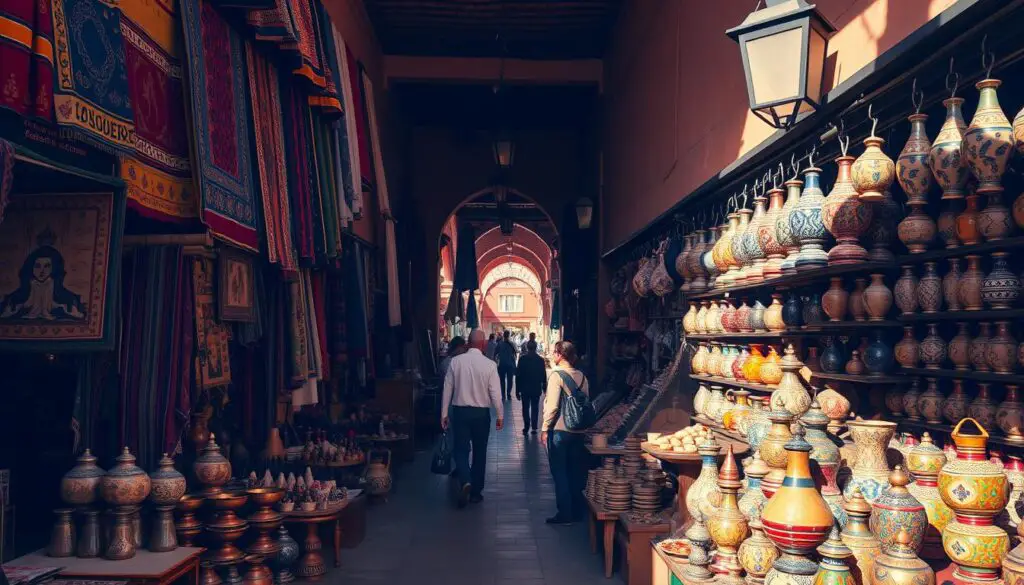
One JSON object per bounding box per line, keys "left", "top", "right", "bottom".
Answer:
{"left": 346, "top": 48, "right": 372, "bottom": 193}
{"left": 361, "top": 71, "right": 400, "bottom": 326}
{"left": 120, "top": 0, "right": 197, "bottom": 222}
{"left": 0, "top": 0, "right": 54, "bottom": 120}
{"left": 311, "top": 117, "right": 342, "bottom": 256}
{"left": 328, "top": 268, "right": 348, "bottom": 364}
{"left": 0, "top": 138, "right": 12, "bottom": 225}
{"left": 307, "top": 1, "right": 340, "bottom": 115}
{"left": 344, "top": 243, "right": 369, "bottom": 360}
{"left": 283, "top": 0, "right": 326, "bottom": 89}
{"left": 280, "top": 80, "right": 317, "bottom": 260}
{"left": 453, "top": 224, "right": 479, "bottom": 292}
{"left": 192, "top": 255, "right": 232, "bottom": 389}
{"left": 442, "top": 286, "right": 463, "bottom": 324}
{"left": 466, "top": 292, "right": 479, "bottom": 329}
{"left": 550, "top": 289, "right": 561, "bottom": 329}
{"left": 334, "top": 31, "right": 362, "bottom": 218}
{"left": 286, "top": 278, "right": 310, "bottom": 388}
{"left": 246, "top": 42, "right": 298, "bottom": 272}
{"left": 246, "top": 0, "right": 297, "bottom": 44}
{"left": 180, "top": 0, "right": 260, "bottom": 251}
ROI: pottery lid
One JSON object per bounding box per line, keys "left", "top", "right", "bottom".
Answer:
{"left": 906, "top": 433, "right": 946, "bottom": 478}
{"left": 843, "top": 488, "right": 872, "bottom": 517}
{"left": 816, "top": 525, "right": 852, "bottom": 560}
{"left": 108, "top": 447, "right": 146, "bottom": 478}
{"left": 718, "top": 445, "right": 742, "bottom": 490}
{"left": 65, "top": 448, "right": 105, "bottom": 479}
{"left": 779, "top": 344, "right": 803, "bottom": 372}
{"left": 152, "top": 453, "right": 184, "bottom": 480}
{"left": 744, "top": 452, "right": 770, "bottom": 478}
{"left": 783, "top": 426, "right": 812, "bottom": 453}
{"left": 197, "top": 433, "right": 229, "bottom": 463}
{"left": 800, "top": 400, "right": 829, "bottom": 429}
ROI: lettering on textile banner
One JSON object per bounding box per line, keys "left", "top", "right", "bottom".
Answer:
{"left": 193, "top": 256, "right": 232, "bottom": 388}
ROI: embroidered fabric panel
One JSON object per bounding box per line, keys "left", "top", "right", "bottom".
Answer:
{"left": 0, "top": 0, "right": 54, "bottom": 120}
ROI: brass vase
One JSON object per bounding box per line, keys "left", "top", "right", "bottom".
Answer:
{"left": 47, "top": 508, "right": 75, "bottom": 558}
{"left": 840, "top": 489, "right": 880, "bottom": 585}
{"left": 176, "top": 494, "right": 204, "bottom": 547}
{"left": 150, "top": 453, "right": 186, "bottom": 506}
{"left": 870, "top": 530, "right": 935, "bottom": 585}
{"left": 106, "top": 508, "right": 136, "bottom": 560}
{"left": 707, "top": 446, "right": 749, "bottom": 572}
{"left": 852, "top": 135, "right": 895, "bottom": 202}
{"left": 100, "top": 447, "right": 151, "bottom": 507}
{"left": 194, "top": 434, "right": 232, "bottom": 495}
{"left": 76, "top": 509, "right": 101, "bottom": 558}
{"left": 61, "top": 449, "right": 105, "bottom": 507}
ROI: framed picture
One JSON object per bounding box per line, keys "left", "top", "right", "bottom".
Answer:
{"left": 217, "top": 247, "right": 255, "bottom": 322}
{"left": 194, "top": 256, "right": 232, "bottom": 389}
{"left": 0, "top": 192, "right": 124, "bottom": 351}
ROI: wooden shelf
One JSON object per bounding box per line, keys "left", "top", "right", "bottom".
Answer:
{"left": 898, "top": 309, "right": 1024, "bottom": 322}
{"left": 686, "top": 321, "right": 902, "bottom": 340}
{"left": 895, "top": 235, "right": 1024, "bottom": 265}
{"left": 898, "top": 418, "right": 1024, "bottom": 449}
{"left": 810, "top": 371, "right": 908, "bottom": 385}
{"left": 690, "top": 374, "right": 776, "bottom": 393}
{"left": 684, "top": 262, "right": 896, "bottom": 301}
{"left": 899, "top": 367, "right": 1024, "bottom": 385}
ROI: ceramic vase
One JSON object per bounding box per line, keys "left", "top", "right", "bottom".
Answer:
{"left": 852, "top": 135, "right": 895, "bottom": 202}
{"left": 814, "top": 527, "right": 856, "bottom": 585}
{"left": 721, "top": 212, "right": 743, "bottom": 286}
{"left": 997, "top": 385, "right": 1024, "bottom": 444}
{"left": 943, "top": 258, "right": 963, "bottom": 311}
{"left": 194, "top": 435, "right": 231, "bottom": 495}
{"left": 903, "top": 380, "right": 923, "bottom": 422}
{"left": 707, "top": 302, "right": 722, "bottom": 333}
{"left": 722, "top": 300, "right": 738, "bottom": 333}
{"left": 919, "top": 323, "right": 947, "bottom": 369}
{"left": 783, "top": 294, "right": 803, "bottom": 328}
{"left": 733, "top": 207, "right": 754, "bottom": 283}
{"left": 938, "top": 199, "right": 962, "bottom": 249}
{"left": 761, "top": 186, "right": 788, "bottom": 279}
{"left": 803, "top": 293, "right": 825, "bottom": 327}
{"left": 845, "top": 351, "right": 865, "bottom": 376}
{"left": 695, "top": 301, "right": 709, "bottom": 334}
{"left": 898, "top": 201, "right": 937, "bottom": 254}
{"left": 964, "top": 79, "right": 1014, "bottom": 195}
{"left": 149, "top": 453, "right": 186, "bottom": 506}
{"left": 866, "top": 189, "right": 900, "bottom": 263}
{"left": 841, "top": 490, "right": 880, "bottom": 585}
{"left": 803, "top": 402, "right": 845, "bottom": 526}
{"left": 905, "top": 434, "right": 952, "bottom": 560}
{"left": 939, "top": 418, "right": 1011, "bottom": 582}
{"left": 1001, "top": 455, "right": 1024, "bottom": 537}
{"left": 820, "top": 338, "right": 845, "bottom": 374}
{"left": 760, "top": 345, "right": 784, "bottom": 386}
{"left": 863, "top": 274, "right": 892, "bottom": 321}
{"left": 740, "top": 453, "right": 771, "bottom": 523}
{"left": 706, "top": 385, "right": 727, "bottom": 423}
{"left": 746, "top": 195, "right": 770, "bottom": 282}
{"left": 972, "top": 322, "right": 993, "bottom": 372}
{"left": 690, "top": 230, "right": 710, "bottom": 292}
{"left": 822, "top": 155, "right": 873, "bottom": 264}
{"left": 1004, "top": 521, "right": 1024, "bottom": 585}
{"left": 101, "top": 448, "right": 151, "bottom": 506}
{"left": 687, "top": 439, "right": 724, "bottom": 522}
{"left": 918, "top": 262, "right": 942, "bottom": 313}
{"left": 769, "top": 345, "right": 811, "bottom": 417}
{"left": 778, "top": 177, "right": 804, "bottom": 274}
{"left": 692, "top": 342, "right": 709, "bottom": 375}
{"left": 863, "top": 330, "right": 894, "bottom": 376}
{"left": 740, "top": 519, "right": 779, "bottom": 585}
{"left": 896, "top": 113, "right": 934, "bottom": 204}
{"left": 870, "top": 530, "right": 935, "bottom": 585}
{"left": 734, "top": 348, "right": 750, "bottom": 380}
{"left": 714, "top": 214, "right": 735, "bottom": 282}
{"left": 745, "top": 344, "right": 767, "bottom": 383}
{"left": 982, "top": 251, "right": 1020, "bottom": 309}
{"left": 752, "top": 299, "right": 768, "bottom": 332}
{"left": 987, "top": 320, "right": 1017, "bottom": 374}
{"left": 61, "top": 449, "right": 105, "bottom": 507}
{"left": 841, "top": 279, "right": 866, "bottom": 323}
{"left": 895, "top": 326, "right": 920, "bottom": 368}
{"left": 694, "top": 384, "right": 711, "bottom": 417}
{"left": 894, "top": 266, "right": 918, "bottom": 316}
{"left": 760, "top": 407, "right": 795, "bottom": 499}
{"left": 683, "top": 302, "right": 698, "bottom": 334}
{"left": 823, "top": 277, "right": 849, "bottom": 322}
{"left": 957, "top": 194, "right": 982, "bottom": 246}
{"left": 817, "top": 385, "right": 852, "bottom": 434}
{"left": 869, "top": 467, "right": 928, "bottom": 552}
{"left": 843, "top": 419, "right": 897, "bottom": 503}
{"left": 929, "top": 97, "right": 970, "bottom": 200}
{"left": 737, "top": 299, "right": 753, "bottom": 333}
{"left": 791, "top": 165, "right": 830, "bottom": 270}
{"left": 969, "top": 384, "right": 998, "bottom": 439}
{"left": 980, "top": 191, "right": 1013, "bottom": 241}
{"left": 765, "top": 294, "right": 786, "bottom": 332}
{"left": 959, "top": 254, "right": 985, "bottom": 311}
{"left": 949, "top": 322, "right": 972, "bottom": 371}
{"left": 708, "top": 447, "right": 750, "bottom": 571}
{"left": 704, "top": 226, "right": 722, "bottom": 289}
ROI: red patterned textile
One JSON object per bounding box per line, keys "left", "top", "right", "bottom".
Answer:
{"left": 281, "top": 80, "right": 316, "bottom": 261}
{"left": 284, "top": 0, "right": 326, "bottom": 88}
{"left": 0, "top": 0, "right": 53, "bottom": 119}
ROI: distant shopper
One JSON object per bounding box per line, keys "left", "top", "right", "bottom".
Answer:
{"left": 515, "top": 340, "right": 546, "bottom": 435}
{"left": 485, "top": 333, "right": 498, "bottom": 360}
{"left": 541, "top": 340, "right": 589, "bottom": 524}
{"left": 438, "top": 336, "right": 467, "bottom": 381}
{"left": 496, "top": 330, "right": 518, "bottom": 400}
{"left": 442, "top": 329, "right": 504, "bottom": 507}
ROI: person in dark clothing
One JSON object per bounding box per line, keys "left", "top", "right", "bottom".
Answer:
{"left": 495, "top": 330, "right": 518, "bottom": 400}
{"left": 515, "top": 340, "right": 546, "bottom": 435}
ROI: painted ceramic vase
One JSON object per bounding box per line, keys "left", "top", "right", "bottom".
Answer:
{"left": 714, "top": 213, "right": 736, "bottom": 280}
{"left": 903, "top": 380, "right": 923, "bottom": 422}
{"left": 761, "top": 186, "right": 788, "bottom": 279}
{"left": 746, "top": 196, "right": 770, "bottom": 282}
{"left": 765, "top": 294, "right": 786, "bottom": 332}
{"left": 820, "top": 338, "right": 845, "bottom": 374}
{"left": 687, "top": 438, "right": 724, "bottom": 522}
{"left": 898, "top": 202, "right": 936, "bottom": 253}
{"left": 733, "top": 207, "right": 755, "bottom": 282}
{"left": 958, "top": 255, "right": 983, "bottom": 311}
{"left": 987, "top": 320, "right": 1017, "bottom": 374}
{"left": 943, "top": 258, "right": 963, "bottom": 311}
{"left": 194, "top": 434, "right": 232, "bottom": 494}
{"left": 740, "top": 519, "right": 779, "bottom": 585}
{"left": 896, "top": 113, "right": 934, "bottom": 204}
{"left": 982, "top": 251, "right": 1020, "bottom": 309}
{"left": 863, "top": 330, "right": 894, "bottom": 376}
{"left": 683, "top": 302, "right": 698, "bottom": 334}
{"left": 939, "top": 418, "right": 1011, "bottom": 582}
{"left": 737, "top": 299, "right": 753, "bottom": 333}
{"left": 843, "top": 278, "right": 866, "bottom": 322}
{"left": 822, "top": 277, "right": 848, "bottom": 322}
{"left": 905, "top": 433, "right": 953, "bottom": 560}
{"left": 744, "top": 344, "right": 766, "bottom": 383}
{"left": 980, "top": 191, "right": 1013, "bottom": 241}
{"left": 919, "top": 323, "right": 947, "bottom": 369}
{"left": 721, "top": 300, "right": 737, "bottom": 332}
{"left": 957, "top": 194, "right": 983, "bottom": 245}
{"left": 692, "top": 342, "right": 709, "bottom": 375}
{"left": 852, "top": 135, "right": 895, "bottom": 202}
{"left": 846, "top": 350, "right": 865, "bottom": 376}
{"left": 803, "top": 401, "right": 845, "bottom": 527}
{"left": 822, "top": 155, "right": 873, "bottom": 265}
{"left": 943, "top": 379, "right": 970, "bottom": 424}
{"left": 998, "top": 385, "right": 1024, "bottom": 444}
{"left": 938, "top": 199, "right": 962, "bottom": 248}
{"left": 760, "top": 345, "right": 784, "bottom": 386}
{"left": 894, "top": 266, "right": 918, "bottom": 315}
{"left": 61, "top": 449, "right": 105, "bottom": 507}
{"left": 869, "top": 467, "right": 928, "bottom": 553}
{"left": 895, "top": 326, "right": 919, "bottom": 368}
{"left": 871, "top": 530, "right": 935, "bottom": 585}
{"left": 817, "top": 386, "right": 852, "bottom": 435}
{"left": 840, "top": 490, "right": 880, "bottom": 585}
{"left": 770, "top": 345, "right": 811, "bottom": 417}
{"left": 723, "top": 212, "right": 745, "bottom": 285}
{"left": 734, "top": 348, "right": 750, "bottom": 380}
{"left": 929, "top": 97, "right": 970, "bottom": 200}
{"left": 918, "top": 262, "right": 942, "bottom": 313}
{"left": 690, "top": 230, "right": 710, "bottom": 292}
{"left": 805, "top": 346, "right": 822, "bottom": 373}
{"left": 760, "top": 407, "right": 795, "bottom": 499}
{"left": 800, "top": 294, "right": 822, "bottom": 328}
{"left": 101, "top": 447, "right": 152, "bottom": 506}
{"left": 708, "top": 446, "right": 750, "bottom": 570}
{"left": 695, "top": 302, "right": 709, "bottom": 334}
{"left": 790, "top": 165, "right": 830, "bottom": 270}
{"left": 782, "top": 294, "right": 803, "bottom": 328}
{"left": 149, "top": 453, "right": 186, "bottom": 506}
{"left": 964, "top": 79, "right": 1014, "bottom": 194}
{"left": 1004, "top": 521, "right": 1024, "bottom": 585}
{"left": 694, "top": 384, "right": 711, "bottom": 417}
{"left": 740, "top": 453, "right": 771, "bottom": 523}
{"left": 677, "top": 234, "right": 694, "bottom": 292}
{"left": 752, "top": 299, "right": 768, "bottom": 332}
{"left": 722, "top": 345, "right": 739, "bottom": 380}
{"left": 760, "top": 428, "right": 835, "bottom": 582}
{"left": 866, "top": 189, "right": 900, "bottom": 263}
{"left": 778, "top": 177, "right": 804, "bottom": 274}
{"left": 813, "top": 526, "right": 856, "bottom": 585}
{"left": 843, "top": 419, "right": 897, "bottom": 503}
{"left": 918, "top": 378, "right": 945, "bottom": 424}
{"left": 863, "top": 274, "right": 892, "bottom": 321}
{"left": 707, "top": 302, "right": 722, "bottom": 333}
{"left": 972, "top": 321, "right": 993, "bottom": 372}
{"left": 705, "top": 385, "right": 727, "bottom": 423}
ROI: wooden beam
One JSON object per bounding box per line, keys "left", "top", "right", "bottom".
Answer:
{"left": 384, "top": 55, "right": 602, "bottom": 88}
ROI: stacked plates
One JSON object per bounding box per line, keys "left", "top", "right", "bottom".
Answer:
{"left": 631, "top": 482, "right": 662, "bottom": 512}
{"left": 585, "top": 469, "right": 598, "bottom": 501}
{"left": 604, "top": 477, "right": 632, "bottom": 513}
{"left": 621, "top": 454, "right": 644, "bottom": 479}
{"left": 594, "top": 467, "right": 615, "bottom": 508}
{"left": 624, "top": 435, "right": 643, "bottom": 452}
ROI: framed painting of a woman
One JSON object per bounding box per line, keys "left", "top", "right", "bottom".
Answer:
{"left": 0, "top": 192, "right": 125, "bottom": 350}
{"left": 217, "top": 246, "right": 255, "bottom": 322}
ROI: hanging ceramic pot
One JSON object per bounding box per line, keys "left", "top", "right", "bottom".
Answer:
{"left": 863, "top": 330, "right": 894, "bottom": 376}
{"left": 847, "top": 278, "right": 867, "bottom": 322}
{"left": 677, "top": 234, "right": 694, "bottom": 292}
{"left": 959, "top": 254, "right": 984, "bottom": 311}
{"left": 903, "top": 380, "right": 923, "bottom": 422}
{"left": 987, "top": 320, "right": 1017, "bottom": 374}
{"left": 841, "top": 490, "right": 881, "bottom": 585}
{"left": 752, "top": 299, "right": 768, "bottom": 333}
{"left": 761, "top": 185, "right": 788, "bottom": 279}
{"left": 803, "top": 293, "right": 825, "bottom": 327}
{"left": 943, "top": 380, "right": 970, "bottom": 424}
{"left": 972, "top": 321, "right": 993, "bottom": 372}
{"left": 863, "top": 274, "right": 892, "bottom": 321}
{"left": 843, "top": 419, "right": 897, "bottom": 503}
{"left": 852, "top": 133, "right": 896, "bottom": 202}
{"left": 969, "top": 383, "right": 998, "bottom": 434}
{"left": 919, "top": 378, "right": 945, "bottom": 425}
{"left": 822, "top": 154, "right": 873, "bottom": 265}
{"left": 948, "top": 322, "right": 972, "bottom": 371}
{"left": 939, "top": 418, "right": 1011, "bottom": 582}
{"left": 721, "top": 212, "right": 744, "bottom": 286}
{"left": 714, "top": 214, "right": 734, "bottom": 280}
{"left": 760, "top": 345, "right": 784, "bottom": 387}
{"left": 703, "top": 226, "right": 722, "bottom": 289}
{"left": 943, "top": 258, "right": 963, "bottom": 311}
{"left": 956, "top": 194, "right": 982, "bottom": 245}
{"left": 820, "top": 337, "right": 845, "bottom": 374}
{"left": 937, "top": 199, "right": 962, "bottom": 249}
{"left": 997, "top": 385, "right": 1024, "bottom": 444}
{"left": 898, "top": 202, "right": 936, "bottom": 253}
{"left": 733, "top": 206, "right": 755, "bottom": 283}
{"left": 894, "top": 266, "right": 919, "bottom": 316}
{"left": 845, "top": 350, "right": 865, "bottom": 376}
{"left": 683, "top": 302, "right": 698, "bottom": 334}
{"left": 790, "top": 165, "right": 830, "bottom": 270}
{"left": 979, "top": 191, "right": 1013, "bottom": 241}
{"left": 866, "top": 188, "right": 900, "bottom": 264}
{"left": 929, "top": 97, "right": 970, "bottom": 200}
{"left": 690, "top": 230, "right": 710, "bottom": 292}
{"left": 895, "top": 326, "right": 920, "bottom": 368}
{"left": 896, "top": 113, "right": 934, "bottom": 204}
{"left": 778, "top": 176, "right": 803, "bottom": 274}
{"left": 869, "top": 467, "right": 928, "bottom": 552}
{"left": 782, "top": 294, "right": 803, "bottom": 328}
{"left": 963, "top": 78, "right": 1014, "bottom": 195}
{"left": 764, "top": 294, "right": 786, "bottom": 332}
{"left": 871, "top": 530, "right": 935, "bottom": 585}
{"left": 919, "top": 323, "right": 947, "bottom": 369}
{"left": 982, "top": 251, "right": 1021, "bottom": 309}
{"left": 745, "top": 194, "right": 771, "bottom": 282}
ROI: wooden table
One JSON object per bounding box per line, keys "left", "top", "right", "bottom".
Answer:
{"left": 282, "top": 503, "right": 348, "bottom": 581}
{"left": 586, "top": 497, "right": 622, "bottom": 579}
{"left": 5, "top": 547, "right": 203, "bottom": 585}
{"left": 616, "top": 514, "right": 671, "bottom": 585}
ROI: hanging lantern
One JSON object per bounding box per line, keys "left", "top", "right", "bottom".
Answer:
{"left": 493, "top": 138, "right": 515, "bottom": 169}
{"left": 726, "top": 0, "right": 836, "bottom": 129}
{"left": 576, "top": 197, "right": 594, "bottom": 229}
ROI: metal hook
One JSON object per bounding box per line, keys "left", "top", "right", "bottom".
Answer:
{"left": 867, "top": 103, "right": 879, "bottom": 138}
{"left": 838, "top": 134, "right": 850, "bottom": 156}
{"left": 776, "top": 162, "right": 784, "bottom": 188}
{"left": 946, "top": 57, "right": 960, "bottom": 98}
{"left": 808, "top": 144, "right": 817, "bottom": 168}
{"left": 789, "top": 153, "right": 800, "bottom": 180}
{"left": 911, "top": 78, "right": 924, "bottom": 114}
{"left": 981, "top": 34, "right": 995, "bottom": 78}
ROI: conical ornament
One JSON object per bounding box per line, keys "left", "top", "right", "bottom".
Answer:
{"left": 812, "top": 526, "right": 855, "bottom": 585}
{"left": 871, "top": 530, "right": 935, "bottom": 585}
{"left": 928, "top": 97, "right": 970, "bottom": 200}
{"left": 963, "top": 78, "right": 1014, "bottom": 194}
{"left": 896, "top": 113, "right": 934, "bottom": 204}
{"left": 840, "top": 489, "right": 880, "bottom": 585}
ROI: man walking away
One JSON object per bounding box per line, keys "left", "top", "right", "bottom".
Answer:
{"left": 496, "top": 330, "right": 518, "bottom": 401}
{"left": 515, "top": 340, "right": 546, "bottom": 435}
{"left": 441, "top": 329, "right": 504, "bottom": 508}
{"left": 485, "top": 333, "right": 498, "bottom": 360}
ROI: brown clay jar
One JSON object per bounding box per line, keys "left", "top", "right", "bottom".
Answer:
{"left": 988, "top": 320, "right": 1018, "bottom": 374}
{"left": 938, "top": 200, "right": 962, "bottom": 249}
{"left": 822, "top": 277, "right": 849, "bottom": 322}
{"left": 918, "top": 262, "right": 942, "bottom": 313}
{"left": 971, "top": 322, "right": 993, "bottom": 372}
{"left": 864, "top": 273, "right": 893, "bottom": 321}
{"left": 958, "top": 254, "right": 984, "bottom": 311}
{"left": 849, "top": 278, "right": 868, "bottom": 322}
{"left": 899, "top": 202, "right": 936, "bottom": 253}
{"left": 943, "top": 380, "right": 969, "bottom": 424}
{"left": 895, "top": 326, "right": 920, "bottom": 368}
{"left": 969, "top": 383, "right": 997, "bottom": 429}
{"left": 920, "top": 323, "right": 947, "bottom": 369}
{"left": 846, "top": 350, "right": 866, "bottom": 376}
{"left": 979, "top": 191, "right": 1013, "bottom": 241}
{"left": 894, "top": 266, "right": 919, "bottom": 316}
{"left": 956, "top": 194, "right": 982, "bottom": 245}
{"left": 948, "top": 322, "right": 972, "bottom": 371}
{"left": 943, "top": 258, "right": 963, "bottom": 311}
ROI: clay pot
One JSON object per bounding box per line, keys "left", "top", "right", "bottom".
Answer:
{"left": 733, "top": 348, "right": 749, "bottom": 380}
{"left": 760, "top": 346, "right": 784, "bottom": 386}
{"left": 872, "top": 530, "right": 935, "bottom": 585}
{"left": 805, "top": 346, "right": 821, "bottom": 372}
{"left": 969, "top": 384, "right": 998, "bottom": 430}
{"left": 822, "top": 277, "right": 848, "bottom": 322}
{"left": 948, "top": 322, "right": 972, "bottom": 371}
{"left": 956, "top": 194, "right": 982, "bottom": 245}
{"left": 964, "top": 79, "right": 1014, "bottom": 195}
{"left": 895, "top": 326, "right": 920, "bottom": 368}
{"left": 782, "top": 294, "right": 803, "bottom": 328}
{"left": 764, "top": 294, "right": 785, "bottom": 332}
{"left": 918, "top": 262, "right": 942, "bottom": 313}
{"left": 703, "top": 226, "right": 721, "bottom": 289}
{"left": 863, "top": 330, "right": 894, "bottom": 376}
{"left": 149, "top": 453, "right": 186, "bottom": 506}
{"left": 987, "top": 320, "right": 1017, "bottom": 374}
{"left": 919, "top": 378, "right": 945, "bottom": 424}
{"left": 101, "top": 447, "right": 152, "bottom": 507}
{"left": 853, "top": 135, "right": 896, "bottom": 202}
{"left": 194, "top": 434, "right": 232, "bottom": 494}
{"left": 677, "top": 234, "right": 693, "bottom": 292}
{"left": 929, "top": 97, "right": 970, "bottom": 200}
{"left": 751, "top": 299, "right": 767, "bottom": 332}
{"left": 760, "top": 186, "right": 787, "bottom": 278}
{"left": 733, "top": 207, "right": 754, "bottom": 282}
{"left": 982, "top": 251, "right": 1021, "bottom": 309}
{"left": 720, "top": 300, "right": 736, "bottom": 333}
{"left": 943, "top": 380, "right": 969, "bottom": 424}
{"left": 822, "top": 154, "right": 873, "bottom": 264}
{"left": 979, "top": 191, "right": 1013, "bottom": 241}
{"left": 972, "top": 322, "right": 993, "bottom": 372}
{"left": 803, "top": 293, "right": 825, "bottom": 327}
{"left": 845, "top": 350, "right": 866, "bottom": 376}
{"left": 706, "top": 302, "right": 721, "bottom": 334}
{"left": 844, "top": 278, "right": 867, "bottom": 323}
{"left": 958, "top": 254, "right": 984, "bottom": 311}
{"left": 777, "top": 177, "right": 803, "bottom": 274}
{"left": 790, "top": 166, "right": 830, "bottom": 270}
{"left": 997, "top": 385, "right": 1024, "bottom": 443}
{"left": 683, "top": 302, "right": 698, "bottom": 334}
{"left": 943, "top": 258, "right": 963, "bottom": 311}
{"left": 867, "top": 188, "right": 901, "bottom": 263}
{"left": 735, "top": 299, "right": 752, "bottom": 333}
{"left": 938, "top": 199, "right": 962, "bottom": 249}
{"left": 844, "top": 419, "right": 898, "bottom": 503}
{"left": 896, "top": 113, "right": 934, "bottom": 204}
{"left": 870, "top": 467, "right": 929, "bottom": 552}
{"left": 894, "top": 266, "right": 919, "bottom": 315}
{"left": 920, "top": 323, "right": 947, "bottom": 369}
{"left": 695, "top": 302, "right": 709, "bottom": 334}
{"left": 863, "top": 274, "right": 892, "bottom": 321}
{"left": 1005, "top": 523, "right": 1024, "bottom": 585}
{"left": 905, "top": 433, "right": 952, "bottom": 561}
{"left": 898, "top": 202, "right": 936, "bottom": 253}
{"left": 820, "top": 338, "right": 845, "bottom": 374}
{"left": 903, "top": 381, "right": 923, "bottom": 421}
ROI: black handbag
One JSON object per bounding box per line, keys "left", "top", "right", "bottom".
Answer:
{"left": 430, "top": 431, "right": 452, "bottom": 475}
{"left": 555, "top": 370, "right": 595, "bottom": 431}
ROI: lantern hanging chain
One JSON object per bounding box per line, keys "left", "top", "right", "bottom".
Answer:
{"left": 867, "top": 103, "right": 879, "bottom": 139}
{"left": 981, "top": 34, "right": 996, "bottom": 79}
{"left": 911, "top": 78, "right": 924, "bottom": 114}
{"left": 946, "top": 57, "right": 960, "bottom": 98}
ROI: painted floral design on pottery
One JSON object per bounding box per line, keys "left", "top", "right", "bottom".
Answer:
{"left": 816, "top": 385, "right": 851, "bottom": 434}
{"left": 871, "top": 530, "right": 935, "bottom": 585}
{"left": 149, "top": 453, "right": 186, "bottom": 506}
{"left": 708, "top": 446, "right": 749, "bottom": 571}
{"left": 193, "top": 434, "right": 232, "bottom": 494}
{"left": 918, "top": 378, "right": 945, "bottom": 425}
{"left": 676, "top": 234, "right": 694, "bottom": 291}
{"left": 920, "top": 323, "right": 947, "bottom": 369}
{"left": 979, "top": 191, "right": 1013, "bottom": 241}
{"left": 905, "top": 434, "right": 953, "bottom": 560}
{"left": 790, "top": 166, "right": 829, "bottom": 270}
{"left": 963, "top": 79, "right": 1014, "bottom": 194}
{"left": 928, "top": 97, "right": 970, "bottom": 200}
{"left": 917, "top": 262, "right": 942, "bottom": 313}
{"left": 943, "top": 258, "right": 963, "bottom": 311}
{"left": 733, "top": 207, "right": 754, "bottom": 282}
{"left": 822, "top": 155, "right": 873, "bottom": 264}
{"left": 777, "top": 177, "right": 803, "bottom": 274}
{"left": 896, "top": 113, "right": 933, "bottom": 203}
{"left": 843, "top": 419, "right": 897, "bottom": 503}
{"left": 686, "top": 438, "right": 723, "bottom": 522}
{"left": 894, "top": 266, "right": 918, "bottom": 315}
{"left": 761, "top": 186, "right": 788, "bottom": 278}
{"left": 101, "top": 447, "right": 152, "bottom": 507}
{"left": 852, "top": 135, "right": 895, "bottom": 202}
{"left": 869, "top": 467, "right": 928, "bottom": 552}
{"left": 738, "top": 519, "right": 779, "bottom": 583}
{"left": 841, "top": 489, "right": 881, "bottom": 585}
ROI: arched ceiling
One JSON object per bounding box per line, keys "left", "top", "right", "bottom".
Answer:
{"left": 476, "top": 224, "right": 552, "bottom": 268}
{"left": 477, "top": 244, "right": 547, "bottom": 285}
{"left": 481, "top": 263, "right": 542, "bottom": 298}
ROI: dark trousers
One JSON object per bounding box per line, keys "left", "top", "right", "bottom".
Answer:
{"left": 451, "top": 406, "right": 490, "bottom": 496}
{"left": 521, "top": 394, "right": 540, "bottom": 431}
{"left": 547, "top": 431, "right": 586, "bottom": 519}
{"left": 498, "top": 366, "right": 515, "bottom": 400}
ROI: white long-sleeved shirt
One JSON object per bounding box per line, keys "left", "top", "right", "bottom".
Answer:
{"left": 441, "top": 348, "right": 504, "bottom": 422}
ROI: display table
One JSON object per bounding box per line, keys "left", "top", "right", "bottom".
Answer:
{"left": 651, "top": 540, "right": 686, "bottom": 585}
{"left": 616, "top": 514, "right": 671, "bottom": 585}
{"left": 586, "top": 497, "right": 622, "bottom": 578}
{"left": 282, "top": 501, "right": 349, "bottom": 581}
{"left": 5, "top": 547, "right": 203, "bottom": 585}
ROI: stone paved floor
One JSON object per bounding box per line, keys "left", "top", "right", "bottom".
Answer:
{"left": 333, "top": 402, "right": 616, "bottom": 585}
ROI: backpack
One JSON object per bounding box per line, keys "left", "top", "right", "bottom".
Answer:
{"left": 555, "top": 370, "right": 595, "bottom": 431}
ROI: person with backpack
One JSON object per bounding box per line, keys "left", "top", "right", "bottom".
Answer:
{"left": 541, "top": 340, "right": 592, "bottom": 525}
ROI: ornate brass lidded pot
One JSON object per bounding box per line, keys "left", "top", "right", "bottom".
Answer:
{"left": 60, "top": 449, "right": 105, "bottom": 507}
{"left": 812, "top": 526, "right": 855, "bottom": 585}
{"left": 904, "top": 433, "right": 952, "bottom": 560}
{"left": 870, "top": 530, "right": 935, "bottom": 585}
{"left": 194, "top": 434, "right": 232, "bottom": 495}
{"left": 149, "top": 453, "right": 187, "bottom": 552}
{"left": 708, "top": 446, "right": 750, "bottom": 576}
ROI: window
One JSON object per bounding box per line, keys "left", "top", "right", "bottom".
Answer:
{"left": 499, "top": 295, "right": 523, "bottom": 313}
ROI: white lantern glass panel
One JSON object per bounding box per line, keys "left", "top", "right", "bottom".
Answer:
{"left": 745, "top": 26, "right": 804, "bottom": 106}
